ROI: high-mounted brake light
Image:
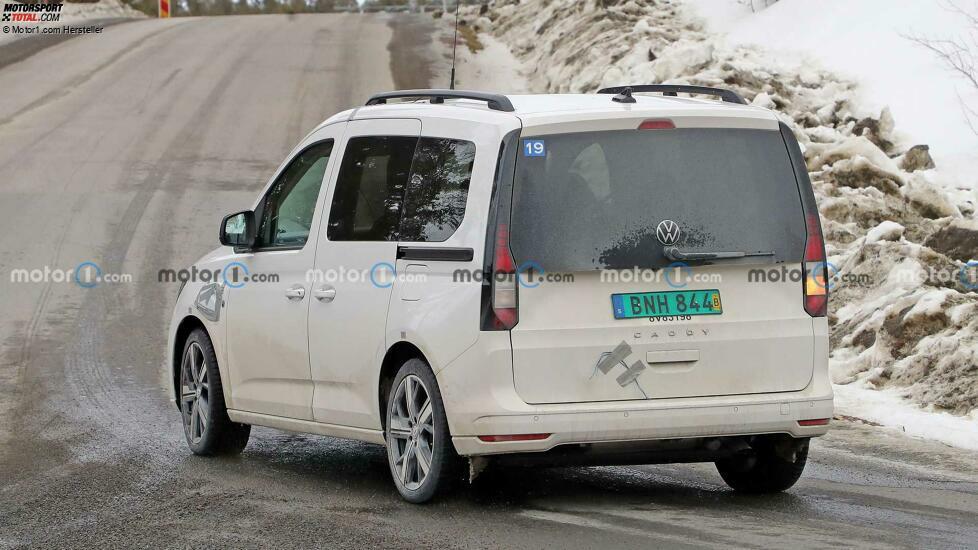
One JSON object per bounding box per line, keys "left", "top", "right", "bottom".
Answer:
{"left": 478, "top": 433, "right": 551, "bottom": 442}
{"left": 638, "top": 119, "right": 675, "bottom": 130}
{"left": 490, "top": 223, "right": 518, "bottom": 329}
{"left": 798, "top": 418, "right": 830, "bottom": 427}
{"left": 803, "top": 213, "right": 828, "bottom": 317}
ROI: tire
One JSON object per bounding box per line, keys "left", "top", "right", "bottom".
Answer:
{"left": 179, "top": 328, "right": 251, "bottom": 456}
{"left": 384, "top": 358, "right": 460, "bottom": 503}
{"left": 716, "top": 436, "right": 809, "bottom": 493}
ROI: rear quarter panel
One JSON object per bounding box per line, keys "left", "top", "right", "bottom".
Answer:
{"left": 385, "top": 116, "right": 520, "bottom": 375}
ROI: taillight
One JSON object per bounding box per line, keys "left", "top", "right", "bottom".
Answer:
{"left": 638, "top": 119, "right": 675, "bottom": 130}
{"left": 803, "top": 213, "right": 828, "bottom": 317}
{"left": 490, "top": 223, "right": 518, "bottom": 329}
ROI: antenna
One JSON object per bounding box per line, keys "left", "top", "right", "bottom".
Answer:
{"left": 449, "top": 1, "right": 460, "bottom": 90}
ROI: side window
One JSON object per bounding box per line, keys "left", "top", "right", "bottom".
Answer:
{"left": 400, "top": 138, "right": 476, "bottom": 242}
{"left": 257, "top": 140, "right": 333, "bottom": 249}
{"left": 327, "top": 136, "right": 418, "bottom": 241}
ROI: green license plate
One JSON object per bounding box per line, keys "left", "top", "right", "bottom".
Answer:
{"left": 612, "top": 290, "right": 723, "bottom": 319}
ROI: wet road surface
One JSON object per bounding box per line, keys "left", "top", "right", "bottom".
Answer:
{"left": 1, "top": 13, "right": 977, "bottom": 549}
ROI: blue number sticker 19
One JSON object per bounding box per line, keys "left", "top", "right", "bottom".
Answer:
{"left": 522, "top": 139, "right": 546, "bottom": 157}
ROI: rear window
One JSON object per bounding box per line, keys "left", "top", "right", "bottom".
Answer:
{"left": 509, "top": 128, "right": 806, "bottom": 271}
{"left": 400, "top": 138, "right": 476, "bottom": 242}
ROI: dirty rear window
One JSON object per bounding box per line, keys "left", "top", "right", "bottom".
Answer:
{"left": 509, "top": 128, "right": 806, "bottom": 271}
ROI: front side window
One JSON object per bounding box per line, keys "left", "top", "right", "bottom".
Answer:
{"left": 257, "top": 140, "right": 333, "bottom": 249}
{"left": 400, "top": 138, "right": 476, "bottom": 242}
{"left": 327, "top": 136, "right": 417, "bottom": 241}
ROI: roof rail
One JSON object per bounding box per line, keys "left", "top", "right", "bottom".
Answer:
{"left": 597, "top": 85, "right": 748, "bottom": 105}
{"left": 365, "top": 89, "right": 516, "bottom": 112}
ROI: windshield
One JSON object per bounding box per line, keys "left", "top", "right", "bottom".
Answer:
{"left": 509, "top": 127, "right": 807, "bottom": 271}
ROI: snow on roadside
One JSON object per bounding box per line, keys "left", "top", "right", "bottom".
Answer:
{"left": 434, "top": 12, "right": 530, "bottom": 94}
{"left": 0, "top": 0, "right": 146, "bottom": 47}
{"left": 835, "top": 383, "right": 978, "bottom": 451}
{"left": 458, "top": 32, "right": 531, "bottom": 94}
{"left": 463, "top": 0, "right": 978, "bottom": 447}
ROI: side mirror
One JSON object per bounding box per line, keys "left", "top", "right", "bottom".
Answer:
{"left": 219, "top": 210, "right": 256, "bottom": 249}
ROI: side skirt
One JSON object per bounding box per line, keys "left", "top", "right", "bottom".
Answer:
{"left": 227, "top": 410, "right": 386, "bottom": 445}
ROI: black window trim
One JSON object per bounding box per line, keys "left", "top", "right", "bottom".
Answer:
{"left": 396, "top": 246, "right": 474, "bottom": 262}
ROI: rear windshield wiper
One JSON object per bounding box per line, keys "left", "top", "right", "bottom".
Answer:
{"left": 663, "top": 247, "right": 775, "bottom": 262}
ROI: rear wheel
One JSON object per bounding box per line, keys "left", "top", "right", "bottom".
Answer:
{"left": 384, "top": 358, "right": 459, "bottom": 503}
{"left": 179, "top": 328, "right": 250, "bottom": 456}
{"left": 716, "top": 436, "right": 809, "bottom": 493}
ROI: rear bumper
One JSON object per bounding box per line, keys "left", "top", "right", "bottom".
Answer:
{"left": 451, "top": 395, "right": 832, "bottom": 456}
{"left": 437, "top": 319, "right": 832, "bottom": 457}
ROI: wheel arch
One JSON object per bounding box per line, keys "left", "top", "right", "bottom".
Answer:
{"left": 378, "top": 341, "right": 428, "bottom": 430}
{"left": 172, "top": 315, "right": 208, "bottom": 409}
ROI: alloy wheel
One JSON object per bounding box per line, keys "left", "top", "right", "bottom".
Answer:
{"left": 387, "top": 374, "right": 435, "bottom": 491}
{"left": 180, "top": 342, "right": 210, "bottom": 444}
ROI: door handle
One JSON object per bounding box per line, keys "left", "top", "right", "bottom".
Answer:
{"left": 313, "top": 285, "right": 336, "bottom": 303}
{"left": 284, "top": 285, "right": 306, "bottom": 300}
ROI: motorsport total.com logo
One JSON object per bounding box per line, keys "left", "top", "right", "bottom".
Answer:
{"left": 1, "top": 2, "right": 62, "bottom": 23}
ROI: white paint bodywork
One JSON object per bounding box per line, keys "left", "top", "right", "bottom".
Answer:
{"left": 167, "top": 93, "right": 832, "bottom": 457}
{"left": 307, "top": 118, "right": 419, "bottom": 429}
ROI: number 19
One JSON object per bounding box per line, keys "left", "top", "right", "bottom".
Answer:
{"left": 523, "top": 140, "right": 545, "bottom": 157}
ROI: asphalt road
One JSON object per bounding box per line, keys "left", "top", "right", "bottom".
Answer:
{"left": 1, "top": 13, "right": 977, "bottom": 550}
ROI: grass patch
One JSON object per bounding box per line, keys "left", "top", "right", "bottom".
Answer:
{"left": 458, "top": 22, "right": 484, "bottom": 53}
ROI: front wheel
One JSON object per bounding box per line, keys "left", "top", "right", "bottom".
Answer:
{"left": 716, "top": 436, "right": 809, "bottom": 493}
{"left": 179, "top": 328, "right": 251, "bottom": 456}
{"left": 384, "top": 358, "right": 459, "bottom": 503}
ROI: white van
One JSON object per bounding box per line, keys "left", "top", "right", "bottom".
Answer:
{"left": 167, "top": 86, "right": 832, "bottom": 503}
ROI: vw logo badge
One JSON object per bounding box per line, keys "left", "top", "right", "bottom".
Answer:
{"left": 656, "top": 220, "right": 682, "bottom": 246}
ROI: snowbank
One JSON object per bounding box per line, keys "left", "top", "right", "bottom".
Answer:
{"left": 57, "top": 0, "right": 145, "bottom": 22}
{"left": 467, "top": 0, "right": 978, "bottom": 447}
{"left": 686, "top": 0, "right": 978, "bottom": 193}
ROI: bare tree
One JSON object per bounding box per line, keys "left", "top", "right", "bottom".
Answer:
{"left": 906, "top": 1, "right": 978, "bottom": 135}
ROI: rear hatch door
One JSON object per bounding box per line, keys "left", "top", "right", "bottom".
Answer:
{"left": 507, "top": 116, "right": 814, "bottom": 404}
